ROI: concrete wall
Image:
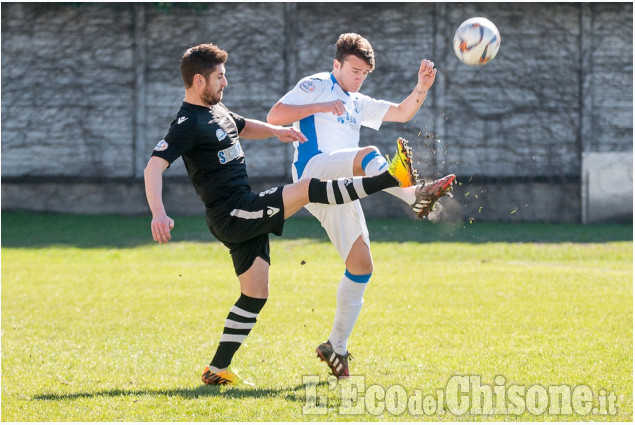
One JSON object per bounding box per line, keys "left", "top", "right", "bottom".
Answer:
{"left": 1, "top": 2, "right": 632, "bottom": 222}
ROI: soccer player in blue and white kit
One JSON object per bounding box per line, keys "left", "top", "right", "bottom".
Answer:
{"left": 267, "top": 33, "right": 455, "bottom": 379}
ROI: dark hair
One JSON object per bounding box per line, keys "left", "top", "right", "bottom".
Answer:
{"left": 334, "top": 33, "right": 375, "bottom": 71}
{"left": 180, "top": 43, "right": 228, "bottom": 88}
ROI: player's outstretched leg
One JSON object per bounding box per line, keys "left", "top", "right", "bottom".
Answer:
{"left": 306, "top": 151, "right": 417, "bottom": 206}
{"left": 282, "top": 140, "right": 423, "bottom": 218}
{"left": 412, "top": 174, "right": 456, "bottom": 218}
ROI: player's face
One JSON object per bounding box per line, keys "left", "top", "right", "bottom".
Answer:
{"left": 332, "top": 55, "right": 371, "bottom": 93}
{"left": 201, "top": 64, "right": 227, "bottom": 106}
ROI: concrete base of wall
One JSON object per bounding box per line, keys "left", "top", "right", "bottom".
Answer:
{"left": 581, "top": 152, "right": 634, "bottom": 224}
{"left": 2, "top": 177, "right": 592, "bottom": 223}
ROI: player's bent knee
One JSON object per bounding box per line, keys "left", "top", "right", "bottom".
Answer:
{"left": 282, "top": 180, "right": 311, "bottom": 218}
{"left": 355, "top": 146, "right": 383, "bottom": 176}
{"left": 358, "top": 146, "right": 381, "bottom": 159}
{"left": 345, "top": 257, "right": 374, "bottom": 275}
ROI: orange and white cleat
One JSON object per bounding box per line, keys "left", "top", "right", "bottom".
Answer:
{"left": 201, "top": 366, "right": 242, "bottom": 386}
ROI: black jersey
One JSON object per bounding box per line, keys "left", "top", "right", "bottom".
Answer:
{"left": 152, "top": 102, "right": 250, "bottom": 216}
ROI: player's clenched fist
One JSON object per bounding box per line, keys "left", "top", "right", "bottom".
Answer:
{"left": 417, "top": 59, "right": 437, "bottom": 92}
{"left": 322, "top": 100, "right": 346, "bottom": 116}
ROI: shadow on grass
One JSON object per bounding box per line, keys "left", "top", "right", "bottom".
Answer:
{"left": 2, "top": 211, "right": 632, "bottom": 248}
{"left": 32, "top": 381, "right": 321, "bottom": 403}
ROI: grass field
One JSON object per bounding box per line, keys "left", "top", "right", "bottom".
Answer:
{"left": 1, "top": 212, "right": 632, "bottom": 421}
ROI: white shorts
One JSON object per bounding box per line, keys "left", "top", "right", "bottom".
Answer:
{"left": 293, "top": 149, "right": 369, "bottom": 261}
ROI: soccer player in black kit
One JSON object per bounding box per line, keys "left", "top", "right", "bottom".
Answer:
{"left": 144, "top": 43, "right": 426, "bottom": 385}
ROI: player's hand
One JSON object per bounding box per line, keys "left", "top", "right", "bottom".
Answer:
{"left": 151, "top": 213, "right": 174, "bottom": 244}
{"left": 322, "top": 100, "right": 346, "bottom": 116}
{"left": 273, "top": 126, "right": 308, "bottom": 144}
{"left": 416, "top": 59, "right": 437, "bottom": 92}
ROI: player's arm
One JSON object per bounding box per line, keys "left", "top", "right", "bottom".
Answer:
{"left": 266, "top": 101, "right": 345, "bottom": 126}
{"left": 239, "top": 118, "right": 307, "bottom": 143}
{"left": 382, "top": 59, "right": 437, "bottom": 123}
{"left": 143, "top": 156, "right": 174, "bottom": 244}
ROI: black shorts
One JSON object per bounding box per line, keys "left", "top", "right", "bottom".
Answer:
{"left": 206, "top": 186, "right": 286, "bottom": 276}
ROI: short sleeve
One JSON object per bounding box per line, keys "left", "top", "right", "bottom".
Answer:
{"left": 228, "top": 109, "right": 246, "bottom": 133}
{"left": 358, "top": 94, "right": 394, "bottom": 131}
{"left": 278, "top": 77, "right": 328, "bottom": 106}
{"left": 151, "top": 112, "right": 197, "bottom": 165}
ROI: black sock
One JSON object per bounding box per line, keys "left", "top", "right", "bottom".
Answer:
{"left": 362, "top": 170, "right": 400, "bottom": 193}
{"left": 209, "top": 293, "right": 267, "bottom": 370}
{"left": 308, "top": 171, "right": 398, "bottom": 205}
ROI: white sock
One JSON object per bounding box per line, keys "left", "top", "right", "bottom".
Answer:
{"left": 362, "top": 150, "right": 417, "bottom": 204}
{"left": 328, "top": 270, "right": 371, "bottom": 355}
{"left": 208, "top": 366, "right": 226, "bottom": 373}
{"left": 383, "top": 186, "right": 417, "bottom": 204}
{"left": 362, "top": 150, "right": 389, "bottom": 176}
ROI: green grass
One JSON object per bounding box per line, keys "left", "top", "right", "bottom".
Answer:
{"left": 1, "top": 212, "right": 632, "bottom": 421}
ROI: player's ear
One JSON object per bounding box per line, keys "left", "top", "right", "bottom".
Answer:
{"left": 195, "top": 74, "right": 205, "bottom": 87}
{"left": 333, "top": 58, "right": 341, "bottom": 71}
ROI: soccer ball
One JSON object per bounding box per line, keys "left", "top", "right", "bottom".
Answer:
{"left": 453, "top": 17, "right": 501, "bottom": 66}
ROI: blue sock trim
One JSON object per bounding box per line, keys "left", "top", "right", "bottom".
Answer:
{"left": 360, "top": 151, "right": 382, "bottom": 172}
{"left": 344, "top": 269, "right": 372, "bottom": 284}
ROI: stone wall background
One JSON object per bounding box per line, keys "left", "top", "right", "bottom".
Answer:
{"left": 1, "top": 2, "right": 632, "bottom": 222}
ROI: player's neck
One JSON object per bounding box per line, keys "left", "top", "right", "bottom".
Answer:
{"left": 330, "top": 70, "right": 343, "bottom": 88}
{"left": 183, "top": 91, "right": 212, "bottom": 108}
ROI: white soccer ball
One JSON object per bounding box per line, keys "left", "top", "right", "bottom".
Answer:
{"left": 453, "top": 17, "right": 501, "bottom": 66}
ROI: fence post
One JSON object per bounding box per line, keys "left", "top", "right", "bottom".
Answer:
{"left": 133, "top": 3, "right": 147, "bottom": 179}
{"left": 579, "top": 3, "right": 593, "bottom": 223}
{"left": 433, "top": 2, "right": 448, "bottom": 175}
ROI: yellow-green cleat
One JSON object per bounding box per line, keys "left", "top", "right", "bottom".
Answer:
{"left": 387, "top": 137, "right": 418, "bottom": 188}
{"left": 201, "top": 366, "right": 247, "bottom": 386}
